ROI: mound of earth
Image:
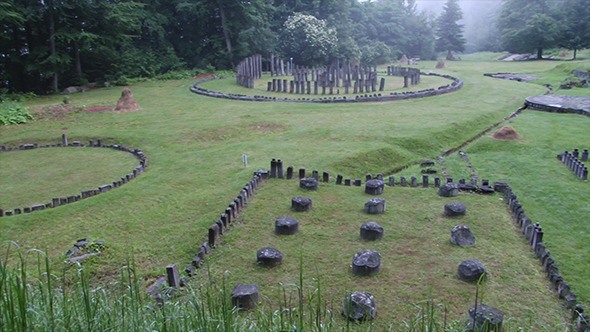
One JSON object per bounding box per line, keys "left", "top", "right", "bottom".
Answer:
{"left": 489, "top": 126, "right": 522, "bottom": 141}
{"left": 114, "top": 88, "right": 141, "bottom": 113}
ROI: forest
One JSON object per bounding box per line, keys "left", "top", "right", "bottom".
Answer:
{"left": 1, "top": 0, "right": 589, "bottom": 94}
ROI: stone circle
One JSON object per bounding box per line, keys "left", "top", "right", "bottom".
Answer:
{"left": 291, "top": 196, "right": 312, "bottom": 211}
{"left": 231, "top": 284, "right": 259, "bottom": 310}
{"left": 352, "top": 249, "right": 381, "bottom": 276}
{"left": 275, "top": 216, "right": 299, "bottom": 235}
{"left": 450, "top": 225, "right": 475, "bottom": 246}
{"left": 364, "top": 198, "right": 386, "bottom": 214}
{"left": 444, "top": 202, "right": 466, "bottom": 217}
{"left": 360, "top": 222, "right": 384, "bottom": 241}
{"left": 438, "top": 183, "right": 459, "bottom": 197}
{"left": 343, "top": 291, "right": 377, "bottom": 321}
{"left": 468, "top": 304, "right": 504, "bottom": 331}
{"left": 365, "top": 179, "right": 385, "bottom": 195}
{"left": 299, "top": 177, "right": 318, "bottom": 190}
{"left": 257, "top": 247, "right": 283, "bottom": 267}
{"left": 458, "top": 259, "right": 487, "bottom": 282}
{"left": 0, "top": 136, "right": 147, "bottom": 218}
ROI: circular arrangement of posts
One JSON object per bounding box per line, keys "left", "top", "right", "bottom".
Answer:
{"left": 0, "top": 135, "right": 147, "bottom": 218}
{"left": 191, "top": 55, "right": 463, "bottom": 103}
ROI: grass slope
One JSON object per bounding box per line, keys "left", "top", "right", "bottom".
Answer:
{"left": 0, "top": 56, "right": 588, "bottom": 322}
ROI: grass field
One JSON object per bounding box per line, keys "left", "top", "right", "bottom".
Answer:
{"left": 1, "top": 52, "right": 588, "bottom": 328}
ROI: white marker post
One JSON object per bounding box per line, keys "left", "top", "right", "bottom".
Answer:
{"left": 242, "top": 154, "right": 248, "bottom": 168}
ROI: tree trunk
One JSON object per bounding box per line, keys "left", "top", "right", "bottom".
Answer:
{"left": 216, "top": 0, "right": 234, "bottom": 68}
{"left": 536, "top": 48, "right": 543, "bottom": 60}
{"left": 446, "top": 50, "right": 455, "bottom": 61}
{"left": 48, "top": 3, "right": 58, "bottom": 92}
{"left": 573, "top": 49, "right": 577, "bottom": 60}
{"left": 74, "top": 42, "right": 83, "bottom": 82}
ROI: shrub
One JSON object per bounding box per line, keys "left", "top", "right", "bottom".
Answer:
{"left": 0, "top": 101, "right": 33, "bottom": 125}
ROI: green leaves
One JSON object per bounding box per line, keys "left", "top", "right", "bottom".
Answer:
{"left": 0, "top": 101, "right": 33, "bottom": 126}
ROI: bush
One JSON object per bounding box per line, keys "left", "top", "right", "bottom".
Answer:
{"left": 115, "top": 75, "right": 129, "bottom": 86}
{"left": 155, "top": 70, "right": 195, "bottom": 80}
{"left": 0, "top": 101, "right": 33, "bottom": 125}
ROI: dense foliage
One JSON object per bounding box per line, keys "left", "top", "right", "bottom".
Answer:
{"left": 0, "top": 0, "right": 444, "bottom": 94}
{"left": 0, "top": 0, "right": 588, "bottom": 94}
{"left": 0, "top": 101, "right": 33, "bottom": 126}
{"left": 497, "top": 0, "right": 590, "bottom": 60}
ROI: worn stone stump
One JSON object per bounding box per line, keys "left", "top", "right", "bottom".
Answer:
{"left": 439, "top": 183, "right": 459, "bottom": 197}
{"left": 275, "top": 216, "right": 299, "bottom": 235}
{"left": 458, "top": 260, "right": 486, "bottom": 282}
{"left": 352, "top": 249, "right": 381, "bottom": 276}
{"left": 451, "top": 225, "right": 475, "bottom": 246}
{"left": 300, "top": 177, "right": 318, "bottom": 190}
{"left": 231, "top": 284, "right": 259, "bottom": 310}
{"left": 360, "top": 222, "right": 384, "bottom": 241}
{"left": 343, "top": 291, "right": 377, "bottom": 321}
{"left": 468, "top": 304, "right": 503, "bottom": 331}
{"left": 444, "top": 202, "right": 466, "bottom": 217}
{"left": 364, "top": 198, "right": 386, "bottom": 214}
{"left": 291, "top": 196, "right": 312, "bottom": 211}
{"left": 365, "top": 179, "right": 385, "bottom": 195}
{"left": 257, "top": 247, "right": 283, "bottom": 267}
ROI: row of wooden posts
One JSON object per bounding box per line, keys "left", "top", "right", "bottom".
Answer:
{"left": 236, "top": 54, "right": 263, "bottom": 88}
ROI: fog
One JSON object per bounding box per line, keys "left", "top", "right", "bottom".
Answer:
{"left": 416, "top": 0, "right": 502, "bottom": 53}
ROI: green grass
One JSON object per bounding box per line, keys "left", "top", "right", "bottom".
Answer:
{"left": 0, "top": 147, "right": 139, "bottom": 209}
{"left": 205, "top": 180, "right": 568, "bottom": 329}
{"left": 0, "top": 53, "right": 588, "bottom": 327}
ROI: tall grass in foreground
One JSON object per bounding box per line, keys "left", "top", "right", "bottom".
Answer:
{"left": 0, "top": 243, "right": 572, "bottom": 331}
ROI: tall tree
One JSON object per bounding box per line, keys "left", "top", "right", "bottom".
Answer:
{"left": 278, "top": 13, "right": 338, "bottom": 66}
{"left": 559, "top": 0, "right": 590, "bottom": 60}
{"left": 497, "top": 0, "right": 559, "bottom": 59}
{"left": 435, "top": 0, "right": 465, "bottom": 60}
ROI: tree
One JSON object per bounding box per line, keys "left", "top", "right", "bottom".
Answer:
{"left": 559, "top": 0, "right": 590, "bottom": 59}
{"left": 435, "top": 0, "right": 465, "bottom": 60}
{"left": 497, "top": 0, "right": 560, "bottom": 59}
{"left": 278, "top": 13, "right": 338, "bottom": 66}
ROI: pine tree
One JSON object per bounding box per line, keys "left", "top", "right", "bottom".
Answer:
{"left": 435, "top": 0, "right": 466, "bottom": 60}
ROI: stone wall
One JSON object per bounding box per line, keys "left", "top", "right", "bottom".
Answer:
{"left": 0, "top": 135, "right": 147, "bottom": 218}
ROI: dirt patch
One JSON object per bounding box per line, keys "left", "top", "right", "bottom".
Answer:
{"left": 113, "top": 88, "right": 141, "bottom": 113}
{"left": 246, "top": 123, "right": 285, "bottom": 132}
{"left": 85, "top": 106, "right": 113, "bottom": 112}
{"left": 489, "top": 126, "right": 522, "bottom": 141}
{"left": 31, "top": 104, "right": 114, "bottom": 120}
{"left": 31, "top": 104, "right": 80, "bottom": 120}
{"left": 194, "top": 73, "right": 215, "bottom": 80}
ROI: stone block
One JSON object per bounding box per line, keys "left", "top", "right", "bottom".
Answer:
{"left": 365, "top": 179, "right": 384, "bottom": 195}
{"left": 343, "top": 291, "right": 377, "bottom": 321}
{"left": 291, "top": 196, "right": 312, "bottom": 212}
{"left": 257, "top": 247, "right": 283, "bottom": 267}
{"left": 275, "top": 216, "right": 299, "bottom": 235}
{"left": 450, "top": 225, "right": 475, "bottom": 246}
{"left": 231, "top": 284, "right": 259, "bottom": 310}
{"left": 352, "top": 249, "right": 381, "bottom": 276}
{"left": 458, "top": 260, "right": 486, "bottom": 282}
{"left": 360, "top": 222, "right": 384, "bottom": 241}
